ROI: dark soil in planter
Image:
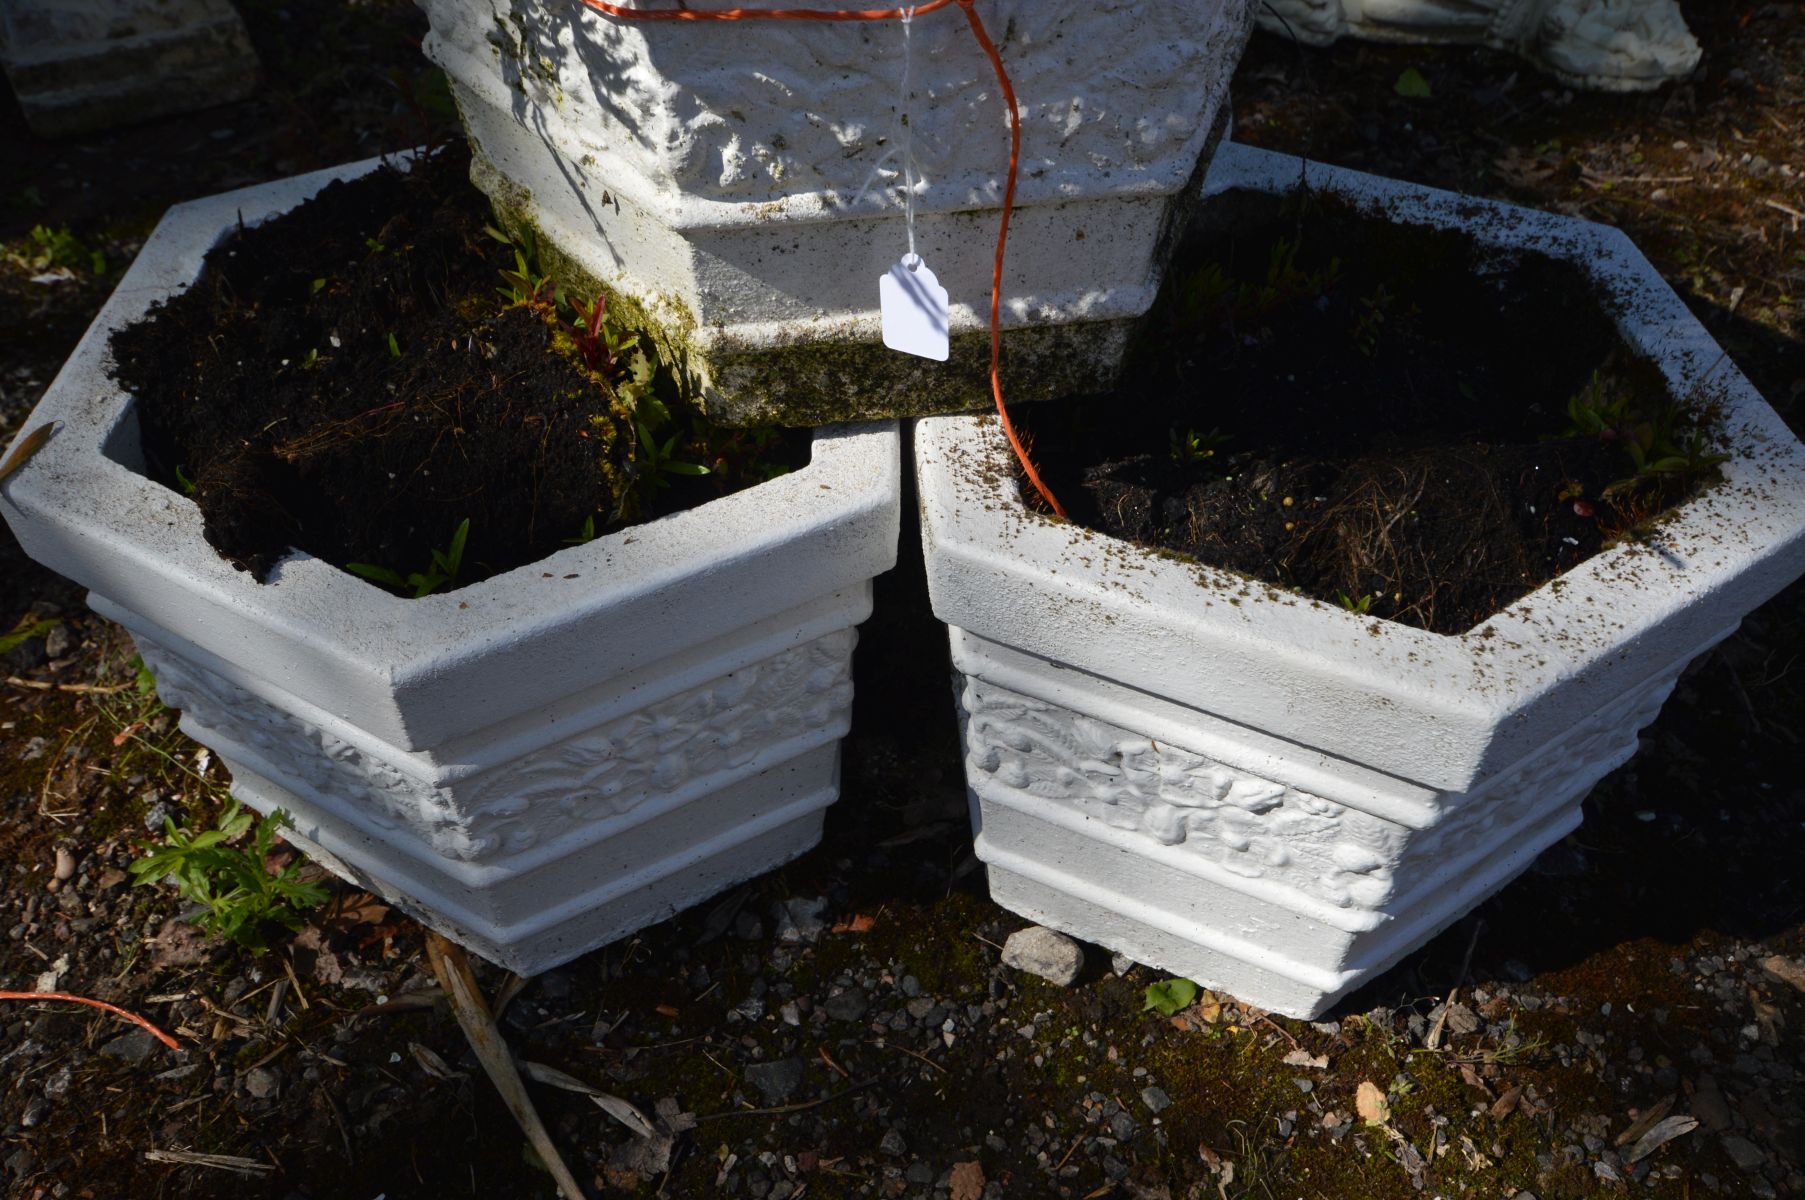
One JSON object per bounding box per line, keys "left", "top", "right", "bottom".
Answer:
{"left": 110, "top": 144, "right": 801, "bottom": 587}
{"left": 1019, "top": 194, "right": 1722, "bottom": 636}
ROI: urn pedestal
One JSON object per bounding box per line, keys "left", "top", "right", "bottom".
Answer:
{"left": 418, "top": 0, "right": 1258, "bottom": 424}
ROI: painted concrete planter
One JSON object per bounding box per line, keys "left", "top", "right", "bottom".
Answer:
{"left": 0, "top": 0, "right": 260, "bottom": 137}
{"left": 417, "top": 0, "right": 1257, "bottom": 424}
{"left": 0, "top": 158, "right": 902, "bottom": 976}
{"left": 916, "top": 142, "right": 1805, "bottom": 1019}
{"left": 1253, "top": 0, "right": 1700, "bottom": 94}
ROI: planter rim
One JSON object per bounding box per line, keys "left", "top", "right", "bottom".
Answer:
{"left": 919, "top": 142, "right": 1805, "bottom": 788}
{"left": 0, "top": 154, "right": 900, "bottom": 747}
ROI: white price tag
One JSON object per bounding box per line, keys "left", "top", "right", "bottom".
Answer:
{"left": 879, "top": 253, "right": 950, "bottom": 362}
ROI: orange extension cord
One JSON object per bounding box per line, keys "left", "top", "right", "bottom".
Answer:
{"left": 573, "top": 0, "right": 1067, "bottom": 516}
{"left": 0, "top": 991, "right": 180, "bottom": 1049}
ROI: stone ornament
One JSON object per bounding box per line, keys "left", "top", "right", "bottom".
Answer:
{"left": 1255, "top": 0, "right": 1702, "bottom": 92}
{"left": 417, "top": 0, "right": 1259, "bottom": 423}
{"left": 0, "top": 157, "right": 902, "bottom": 975}
{"left": 917, "top": 142, "right": 1805, "bottom": 1018}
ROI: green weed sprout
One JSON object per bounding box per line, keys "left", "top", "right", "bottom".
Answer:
{"left": 1144, "top": 978, "right": 1199, "bottom": 1017}
{"left": 0, "top": 615, "right": 61, "bottom": 655}
{"left": 1170, "top": 427, "right": 1228, "bottom": 466}
{"left": 4, "top": 224, "right": 105, "bottom": 275}
{"left": 1562, "top": 369, "right": 1729, "bottom": 498}
{"left": 346, "top": 517, "right": 470, "bottom": 598}
{"left": 487, "top": 223, "right": 558, "bottom": 307}
{"left": 129, "top": 797, "right": 329, "bottom": 953}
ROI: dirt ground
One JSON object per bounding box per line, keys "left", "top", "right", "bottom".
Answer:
{"left": 0, "top": 2, "right": 1802, "bottom": 1198}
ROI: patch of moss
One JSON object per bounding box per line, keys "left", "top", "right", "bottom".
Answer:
{"left": 467, "top": 146, "right": 1137, "bottom": 428}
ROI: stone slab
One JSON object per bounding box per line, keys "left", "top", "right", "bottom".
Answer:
{"left": 0, "top": 0, "right": 259, "bottom": 137}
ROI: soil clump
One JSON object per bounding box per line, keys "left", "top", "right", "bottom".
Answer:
{"left": 111, "top": 144, "right": 796, "bottom": 587}
{"left": 1021, "top": 199, "right": 1717, "bottom": 635}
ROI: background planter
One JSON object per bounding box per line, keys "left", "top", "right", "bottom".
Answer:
{"left": 0, "top": 0, "right": 261, "bottom": 137}
{"left": 917, "top": 141, "right": 1805, "bottom": 1019}
{"left": 0, "top": 158, "right": 902, "bottom": 975}
{"left": 418, "top": 0, "right": 1257, "bottom": 424}
{"left": 1251, "top": 0, "right": 1701, "bottom": 93}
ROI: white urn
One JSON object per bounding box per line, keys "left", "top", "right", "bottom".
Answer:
{"left": 418, "top": 0, "right": 1259, "bottom": 424}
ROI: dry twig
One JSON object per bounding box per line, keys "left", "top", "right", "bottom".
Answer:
{"left": 143, "top": 1149, "right": 274, "bottom": 1176}
{"left": 4, "top": 676, "right": 131, "bottom": 695}
{"left": 424, "top": 933, "right": 586, "bottom": 1200}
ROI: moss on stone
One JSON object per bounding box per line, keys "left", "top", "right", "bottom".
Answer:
{"left": 706, "top": 319, "right": 1134, "bottom": 428}
{"left": 465, "top": 147, "right": 1141, "bottom": 428}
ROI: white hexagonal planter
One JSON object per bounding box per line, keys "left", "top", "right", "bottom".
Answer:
{"left": 418, "top": 0, "right": 1257, "bottom": 423}
{"left": 0, "top": 158, "right": 901, "bottom": 975}
{"left": 916, "top": 142, "right": 1805, "bottom": 1019}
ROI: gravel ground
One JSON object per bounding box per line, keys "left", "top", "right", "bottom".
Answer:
{"left": 1, "top": 2, "right": 1802, "bottom": 1197}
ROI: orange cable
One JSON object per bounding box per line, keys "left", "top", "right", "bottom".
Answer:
{"left": 577, "top": 0, "right": 957, "bottom": 20}
{"left": 0, "top": 991, "right": 181, "bottom": 1050}
{"left": 573, "top": 0, "right": 1066, "bottom": 516}
{"left": 951, "top": 0, "right": 1064, "bottom": 516}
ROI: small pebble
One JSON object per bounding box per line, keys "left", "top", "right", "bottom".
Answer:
{"left": 822, "top": 987, "right": 868, "bottom": 1023}
{"left": 242, "top": 1067, "right": 281, "bottom": 1100}
{"left": 1000, "top": 926, "right": 1084, "bottom": 987}
{"left": 744, "top": 1058, "right": 803, "bottom": 1105}
{"left": 99, "top": 1029, "right": 158, "bottom": 1064}
{"left": 43, "top": 625, "right": 74, "bottom": 659}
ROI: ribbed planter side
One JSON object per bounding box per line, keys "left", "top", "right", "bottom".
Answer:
{"left": 916, "top": 142, "right": 1805, "bottom": 1018}
{"left": 0, "top": 158, "right": 902, "bottom": 974}
{"left": 418, "top": 0, "right": 1257, "bottom": 424}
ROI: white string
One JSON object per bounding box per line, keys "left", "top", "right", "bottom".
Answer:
{"left": 900, "top": 4, "right": 918, "bottom": 265}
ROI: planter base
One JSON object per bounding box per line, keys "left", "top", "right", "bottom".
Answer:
{"left": 231, "top": 752, "right": 834, "bottom": 975}
{"left": 457, "top": 94, "right": 1177, "bottom": 426}
{"left": 1253, "top": 0, "right": 1701, "bottom": 93}
{"left": 954, "top": 631, "right": 1699, "bottom": 1018}
{"left": 0, "top": 0, "right": 260, "bottom": 137}
{"left": 98, "top": 585, "right": 866, "bottom": 976}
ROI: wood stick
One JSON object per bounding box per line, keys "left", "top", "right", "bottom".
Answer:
{"left": 424, "top": 934, "right": 586, "bottom": 1200}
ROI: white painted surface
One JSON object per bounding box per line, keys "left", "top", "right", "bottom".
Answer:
{"left": 0, "top": 157, "right": 902, "bottom": 974}
{"left": 1255, "top": 0, "right": 1700, "bottom": 93}
{"left": 419, "top": 0, "right": 1257, "bottom": 417}
{"left": 916, "top": 141, "right": 1805, "bottom": 1017}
